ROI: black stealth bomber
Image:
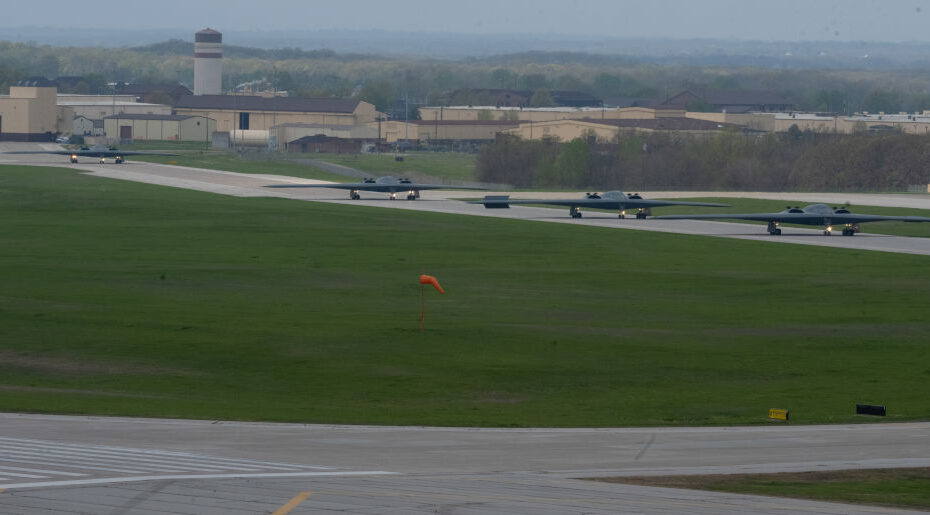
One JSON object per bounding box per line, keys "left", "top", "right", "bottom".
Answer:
{"left": 653, "top": 203, "right": 930, "bottom": 236}
{"left": 6, "top": 144, "right": 178, "bottom": 164}
{"left": 266, "top": 175, "right": 485, "bottom": 200}
{"left": 473, "top": 190, "right": 729, "bottom": 219}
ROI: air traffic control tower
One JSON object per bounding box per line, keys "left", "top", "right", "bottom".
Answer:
{"left": 194, "top": 28, "right": 222, "bottom": 95}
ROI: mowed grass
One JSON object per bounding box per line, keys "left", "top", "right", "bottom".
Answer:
{"left": 599, "top": 468, "right": 930, "bottom": 510}
{"left": 130, "top": 150, "right": 350, "bottom": 182}
{"left": 2, "top": 165, "right": 930, "bottom": 426}
{"left": 295, "top": 152, "right": 478, "bottom": 182}
{"left": 128, "top": 142, "right": 478, "bottom": 182}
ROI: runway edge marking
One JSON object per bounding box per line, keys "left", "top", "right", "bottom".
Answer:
{"left": 0, "top": 471, "right": 395, "bottom": 490}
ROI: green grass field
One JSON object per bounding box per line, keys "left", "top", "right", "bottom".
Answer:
{"left": 126, "top": 142, "right": 479, "bottom": 183}
{"left": 128, "top": 150, "right": 350, "bottom": 182}
{"left": 290, "top": 151, "right": 478, "bottom": 182}
{"left": 2, "top": 164, "right": 930, "bottom": 426}
{"left": 600, "top": 468, "right": 930, "bottom": 510}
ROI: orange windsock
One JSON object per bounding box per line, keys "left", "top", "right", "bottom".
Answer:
{"left": 419, "top": 274, "right": 445, "bottom": 294}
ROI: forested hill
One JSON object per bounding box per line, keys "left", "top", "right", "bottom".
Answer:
{"left": 3, "top": 35, "right": 930, "bottom": 116}
{"left": 131, "top": 39, "right": 349, "bottom": 61}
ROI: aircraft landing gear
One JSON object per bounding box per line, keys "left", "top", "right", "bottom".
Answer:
{"left": 767, "top": 222, "right": 782, "bottom": 235}
{"left": 635, "top": 208, "right": 651, "bottom": 219}
{"left": 349, "top": 190, "right": 361, "bottom": 200}
{"left": 619, "top": 210, "right": 626, "bottom": 219}
{"left": 115, "top": 156, "right": 123, "bottom": 164}
{"left": 99, "top": 157, "right": 106, "bottom": 164}
{"left": 406, "top": 189, "right": 419, "bottom": 200}
{"left": 390, "top": 193, "right": 397, "bottom": 200}
{"left": 842, "top": 224, "right": 858, "bottom": 236}
{"left": 570, "top": 206, "right": 583, "bottom": 219}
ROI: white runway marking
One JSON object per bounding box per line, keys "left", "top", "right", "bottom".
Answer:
{"left": 0, "top": 471, "right": 395, "bottom": 490}
{"left": 0, "top": 437, "right": 392, "bottom": 490}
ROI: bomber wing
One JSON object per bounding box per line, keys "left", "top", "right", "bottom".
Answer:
{"left": 655, "top": 205, "right": 930, "bottom": 236}
{"left": 269, "top": 182, "right": 478, "bottom": 192}
{"left": 473, "top": 192, "right": 728, "bottom": 219}
{"left": 829, "top": 213, "right": 930, "bottom": 224}
{"left": 5, "top": 147, "right": 177, "bottom": 163}
{"left": 266, "top": 176, "right": 485, "bottom": 200}
{"left": 6, "top": 148, "right": 177, "bottom": 157}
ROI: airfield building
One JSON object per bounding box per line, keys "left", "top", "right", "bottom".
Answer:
{"left": 0, "top": 79, "right": 73, "bottom": 141}
{"left": 57, "top": 94, "right": 172, "bottom": 120}
{"left": 175, "top": 95, "right": 380, "bottom": 132}
{"left": 194, "top": 29, "right": 223, "bottom": 96}
{"left": 103, "top": 113, "right": 216, "bottom": 142}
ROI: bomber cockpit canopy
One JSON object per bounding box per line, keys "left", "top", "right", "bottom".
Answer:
{"left": 803, "top": 204, "right": 835, "bottom": 214}
{"left": 600, "top": 191, "right": 627, "bottom": 200}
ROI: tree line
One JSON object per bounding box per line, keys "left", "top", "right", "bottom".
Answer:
{"left": 476, "top": 131, "right": 930, "bottom": 192}
{"left": 5, "top": 40, "right": 930, "bottom": 117}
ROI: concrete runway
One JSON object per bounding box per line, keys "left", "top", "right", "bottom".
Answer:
{"left": 2, "top": 146, "right": 930, "bottom": 513}
{"left": 0, "top": 413, "right": 928, "bottom": 514}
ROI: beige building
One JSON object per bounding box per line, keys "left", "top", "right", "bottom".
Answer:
{"left": 418, "top": 106, "right": 685, "bottom": 123}
{"left": 58, "top": 94, "right": 172, "bottom": 121}
{"left": 174, "top": 95, "right": 381, "bottom": 134}
{"left": 774, "top": 112, "right": 930, "bottom": 135}
{"left": 686, "top": 111, "right": 776, "bottom": 132}
{"left": 503, "top": 117, "right": 729, "bottom": 142}
{"left": 74, "top": 115, "right": 103, "bottom": 137}
{"left": 372, "top": 120, "right": 520, "bottom": 143}
{"left": 273, "top": 123, "right": 378, "bottom": 147}
{"left": 691, "top": 111, "right": 930, "bottom": 135}
{"left": 0, "top": 79, "right": 73, "bottom": 141}
{"left": 103, "top": 114, "right": 216, "bottom": 142}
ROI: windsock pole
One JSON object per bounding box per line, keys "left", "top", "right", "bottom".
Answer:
{"left": 418, "top": 273, "right": 443, "bottom": 332}
{"left": 420, "top": 281, "right": 425, "bottom": 332}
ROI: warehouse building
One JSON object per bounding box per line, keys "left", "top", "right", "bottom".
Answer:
{"left": 418, "top": 105, "right": 683, "bottom": 123}
{"left": 175, "top": 95, "right": 380, "bottom": 133}
{"left": 0, "top": 78, "right": 73, "bottom": 141}
{"left": 273, "top": 122, "right": 378, "bottom": 147}
{"left": 103, "top": 113, "right": 216, "bottom": 142}
{"left": 502, "top": 117, "right": 731, "bottom": 142}
{"left": 58, "top": 95, "right": 172, "bottom": 124}
{"left": 375, "top": 119, "right": 521, "bottom": 143}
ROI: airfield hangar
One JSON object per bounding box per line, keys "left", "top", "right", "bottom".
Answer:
{"left": 194, "top": 29, "right": 223, "bottom": 96}
{"left": 0, "top": 78, "right": 73, "bottom": 141}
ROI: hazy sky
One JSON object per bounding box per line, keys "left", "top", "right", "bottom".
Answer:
{"left": 4, "top": 0, "right": 927, "bottom": 42}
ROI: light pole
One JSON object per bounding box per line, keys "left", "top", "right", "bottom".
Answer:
{"left": 376, "top": 115, "right": 385, "bottom": 151}
{"left": 270, "top": 63, "right": 277, "bottom": 151}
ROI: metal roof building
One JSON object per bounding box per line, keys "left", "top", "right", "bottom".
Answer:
{"left": 103, "top": 113, "right": 216, "bottom": 141}
{"left": 174, "top": 95, "right": 380, "bottom": 134}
